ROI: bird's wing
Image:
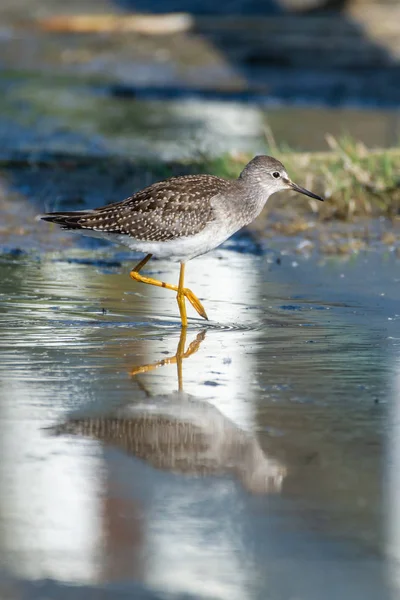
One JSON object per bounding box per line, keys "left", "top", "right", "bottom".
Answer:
{"left": 42, "top": 175, "right": 230, "bottom": 241}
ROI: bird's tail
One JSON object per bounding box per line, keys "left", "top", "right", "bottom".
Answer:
{"left": 36, "top": 210, "right": 94, "bottom": 230}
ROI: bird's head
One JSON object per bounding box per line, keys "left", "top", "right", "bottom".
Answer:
{"left": 239, "top": 155, "right": 324, "bottom": 202}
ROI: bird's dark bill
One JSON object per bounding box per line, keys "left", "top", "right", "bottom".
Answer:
{"left": 288, "top": 181, "right": 324, "bottom": 202}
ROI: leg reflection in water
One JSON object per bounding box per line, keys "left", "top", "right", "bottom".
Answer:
{"left": 130, "top": 328, "right": 206, "bottom": 392}
{"left": 51, "top": 329, "right": 287, "bottom": 495}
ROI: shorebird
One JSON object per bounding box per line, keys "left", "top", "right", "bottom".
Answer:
{"left": 38, "top": 155, "right": 323, "bottom": 326}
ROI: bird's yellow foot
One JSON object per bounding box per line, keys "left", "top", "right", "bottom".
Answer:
{"left": 183, "top": 288, "right": 208, "bottom": 321}
{"left": 129, "top": 272, "right": 208, "bottom": 321}
{"left": 129, "top": 256, "right": 208, "bottom": 325}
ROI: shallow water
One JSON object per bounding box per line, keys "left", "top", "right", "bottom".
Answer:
{"left": 0, "top": 246, "right": 399, "bottom": 599}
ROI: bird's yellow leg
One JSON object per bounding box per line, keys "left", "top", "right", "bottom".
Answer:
{"left": 131, "top": 253, "right": 153, "bottom": 273}
{"left": 129, "top": 255, "right": 208, "bottom": 322}
{"left": 177, "top": 263, "right": 188, "bottom": 328}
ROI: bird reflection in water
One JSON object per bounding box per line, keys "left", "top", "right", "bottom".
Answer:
{"left": 52, "top": 329, "right": 287, "bottom": 495}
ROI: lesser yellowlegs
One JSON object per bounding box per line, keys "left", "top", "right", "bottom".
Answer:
{"left": 38, "top": 155, "right": 323, "bottom": 326}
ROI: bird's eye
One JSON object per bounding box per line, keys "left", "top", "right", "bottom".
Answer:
{"left": 272, "top": 172, "right": 280, "bottom": 179}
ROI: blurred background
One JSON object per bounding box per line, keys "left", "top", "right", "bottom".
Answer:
{"left": 1, "top": 0, "right": 400, "bottom": 161}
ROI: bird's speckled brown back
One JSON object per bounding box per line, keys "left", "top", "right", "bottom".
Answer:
{"left": 44, "top": 174, "right": 231, "bottom": 242}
